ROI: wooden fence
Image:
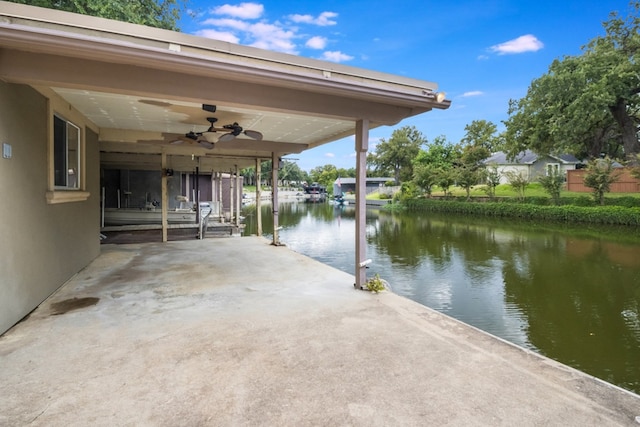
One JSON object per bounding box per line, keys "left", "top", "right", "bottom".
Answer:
{"left": 566, "top": 168, "right": 640, "bottom": 193}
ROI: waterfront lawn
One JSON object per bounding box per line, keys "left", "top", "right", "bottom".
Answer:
{"left": 441, "top": 183, "right": 640, "bottom": 200}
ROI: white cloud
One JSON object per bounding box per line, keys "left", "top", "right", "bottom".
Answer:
{"left": 194, "top": 5, "right": 350, "bottom": 57}
{"left": 321, "top": 51, "right": 353, "bottom": 63}
{"left": 316, "top": 11, "right": 338, "bottom": 26}
{"left": 194, "top": 29, "right": 240, "bottom": 44}
{"left": 477, "top": 54, "right": 489, "bottom": 60}
{"left": 325, "top": 152, "right": 335, "bottom": 158}
{"left": 200, "top": 18, "right": 297, "bottom": 53}
{"left": 288, "top": 11, "right": 338, "bottom": 26}
{"left": 462, "top": 91, "right": 484, "bottom": 97}
{"left": 212, "top": 3, "right": 264, "bottom": 19}
{"left": 306, "top": 36, "right": 327, "bottom": 50}
{"left": 489, "top": 34, "right": 543, "bottom": 55}
{"left": 201, "top": 18, "right": 250, "bottom": 31}
{"left": 248, "top": 22, "right": 298, "bottom": 53}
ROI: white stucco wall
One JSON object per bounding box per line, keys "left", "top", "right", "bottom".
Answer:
{"left": 0, "top": 82, "right": 101, "bottom": 334}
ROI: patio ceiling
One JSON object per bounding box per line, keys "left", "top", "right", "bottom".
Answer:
{"left": 0, "top": 1, "right": 450, "bottom": 171}
{"left": 52, "top": 87, "right": 356, "bottom": 171}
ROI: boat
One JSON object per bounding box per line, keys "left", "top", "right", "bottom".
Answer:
{"left": 331, "top": 194, "right": 348, "bottom": 205}
{"left": 303, "top": 183, "right": 327, "bottom": 202}
{"left": 102, "top": 207, "right": 196, "bottom": 226}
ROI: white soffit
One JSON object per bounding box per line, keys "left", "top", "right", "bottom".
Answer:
{"left": 52, "top": 87, "right": 355, "bottom": 146}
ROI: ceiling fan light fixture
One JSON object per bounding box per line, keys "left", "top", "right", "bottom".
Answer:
{"left": 202, "top": 132, "right": 217, "bottom": 143}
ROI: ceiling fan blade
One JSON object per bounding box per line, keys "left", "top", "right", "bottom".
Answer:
{"left": 218, "top": 133, "right": 237, "bottom": 142}
{"left": 198, "top": 141, "right": 215, "bottom": 149}
{"left": 244, "top": 130, "right": 263, "bottom": 140}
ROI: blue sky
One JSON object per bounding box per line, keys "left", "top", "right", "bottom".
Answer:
{"left": 179, "top": 1, "right": 632, "bottom": 172}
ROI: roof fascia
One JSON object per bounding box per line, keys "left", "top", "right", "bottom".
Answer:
{"left": 0, "top": 3, "right": 450, "bottom": 113}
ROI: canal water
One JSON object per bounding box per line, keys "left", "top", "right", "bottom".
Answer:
{"left": 242, "top": 201, "right": 640, "bottom": 394}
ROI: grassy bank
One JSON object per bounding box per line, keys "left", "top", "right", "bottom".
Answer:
{"left": 437, "top": 182, "right": 640, "bottom": 201}
{"left": 403, "top": 198, "right": 640, "bottom": 226}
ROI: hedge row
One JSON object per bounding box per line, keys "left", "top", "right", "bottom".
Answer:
{"left": 403, "top": 199, "right": 640, "bottom": 226}
{"left": 435, "top": 195, "right": 640, "bottom": 207}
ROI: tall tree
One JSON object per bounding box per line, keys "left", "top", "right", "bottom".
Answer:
{"left": 8, "top": 0, "right": 185, "bottom": 30}
{"left": 309, "top": 164, "right": 339, "bottom": 190}
{"left": 504, "top": 2, "right": 640, "bottom": 163}
{"left": 278, "top": 160, "right": 307, "bottom": 185}
{"left": 459, "top": 120, "right": 503, "bottom": 154}
{"left": 368, "top": 126, "right": 426, "bottom": 184}
{"left": 413, "top": 135, "right": 457, "bottom": 169}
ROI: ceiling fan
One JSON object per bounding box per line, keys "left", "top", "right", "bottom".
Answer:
{"left": 170, "top": 115, "right": 263, "bottom": 149}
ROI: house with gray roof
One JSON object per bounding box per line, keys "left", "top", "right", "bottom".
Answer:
{"left": 333, "top": 177, "right": 394, "bottom": 195}
{"left": 483, "top": 150, "right": 581, "bottom": 184}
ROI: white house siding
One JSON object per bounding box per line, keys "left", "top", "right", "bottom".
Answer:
{"left": 487, "top": 153, "right": 580, "bottom": 185}
{"left": 494, "top": 165, "right": 531, "bottom": 184}
{"left": 0, "top": 82, "right": 101, "bottom": 334}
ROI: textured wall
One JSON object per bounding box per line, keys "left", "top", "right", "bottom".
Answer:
{"left": 0, "top": 83, "right": 100, "bottom": 334}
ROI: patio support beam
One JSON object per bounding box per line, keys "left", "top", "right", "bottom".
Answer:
{"left": 256, "top": 158, "right": 263, "bottom": 236}
{"left": 235, "top": 165, "right": 241, "bottom": 227}
{"left": 229, "top": 168, "right": 234, "bottom": 224}
{"left": 161, "top": 150, "right": 168, "bottom": 243}
{"left": 354, "top": 119, "right": 369, "bottom": 289}
{"left": 271, "top": 152, "right": 280, "bottom": 246}
{"left": 218, "top": 173, "right": 224, "bottom": 222}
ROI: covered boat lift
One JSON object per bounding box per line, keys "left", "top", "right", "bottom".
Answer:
{"left": 0, "top": 1, "right": 449, "bottom": 332}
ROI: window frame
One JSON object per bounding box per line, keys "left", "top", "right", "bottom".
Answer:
{"left": 53, "top": 114, "right": 81, "bottom": 190}
{"left": 546, "top": 163, "right": 560, "bottom": 176}
{"left": 46, "top": 110, "right": 90, "bottom": 204}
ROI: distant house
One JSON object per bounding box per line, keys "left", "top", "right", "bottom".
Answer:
{"left": 333, "top": 177, "right": 394, "bottom": 195}
{"left": 483, "top": 150, "right": 581, "bottom": 184}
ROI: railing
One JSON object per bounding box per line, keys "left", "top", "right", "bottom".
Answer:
{"left": 198, "top": 203, "right": 212, "bottom": 239}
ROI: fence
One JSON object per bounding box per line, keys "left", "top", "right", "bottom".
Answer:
{"left": 566, "top": 168, "right": 640, "bottom": 193}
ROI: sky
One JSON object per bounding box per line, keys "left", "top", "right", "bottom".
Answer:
{"left": 178, "top": 0, "right": 633, "bottom": 172}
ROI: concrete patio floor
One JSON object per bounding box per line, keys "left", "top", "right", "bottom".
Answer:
{"left": 1, "top": 236, "right": 639, "bottom": 426}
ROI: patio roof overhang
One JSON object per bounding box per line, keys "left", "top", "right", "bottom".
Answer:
{"left": 0, "top": 1, "right": 450, "bottom": 171}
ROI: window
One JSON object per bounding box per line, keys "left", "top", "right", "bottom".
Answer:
{"left": 546, "top": 163, "right": 560, "bottom": 176}
{"left": 54, "top": 115, "right": 81, "bottom": 189}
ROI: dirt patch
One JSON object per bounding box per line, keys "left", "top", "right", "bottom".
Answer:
{"left": 50, "top": 297, "right": 100, "bottom": 315}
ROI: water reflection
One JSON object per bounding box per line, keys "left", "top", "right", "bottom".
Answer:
{"left": 243, "top": 201, "right": 640, "bottom": 393}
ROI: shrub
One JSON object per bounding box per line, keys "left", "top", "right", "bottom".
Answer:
{"left": 504, "top": 171, "right": 529, "bottom": 201}
{"left": 605, "top": 196, "right": 640, "bottom": 208}
{"left": 571, "top": 196, "right": 595, "bottom": 207}
{"left": 483, "top": 166, "right": 501, "bottom": 200}
{"left": 525, "top": 197, "right": 550, "bottom": 206}
{"left": 583, "top": 157, "right": 622, "bottom": 205}
{"left": 538, "top": 170, "right": 564, "bottom": 205}
{"left": 394, "top": 182, "right": 419, "bottom": 203}
{"left": 366, "top": 274, "right": 387, "bottom": 293}
{"left": 403, "top": 199, "right": 640, "bottom": 226}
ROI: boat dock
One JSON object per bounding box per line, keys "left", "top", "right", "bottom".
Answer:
{"left": 1, "top": 237, "right": 639, "bottom": 425}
